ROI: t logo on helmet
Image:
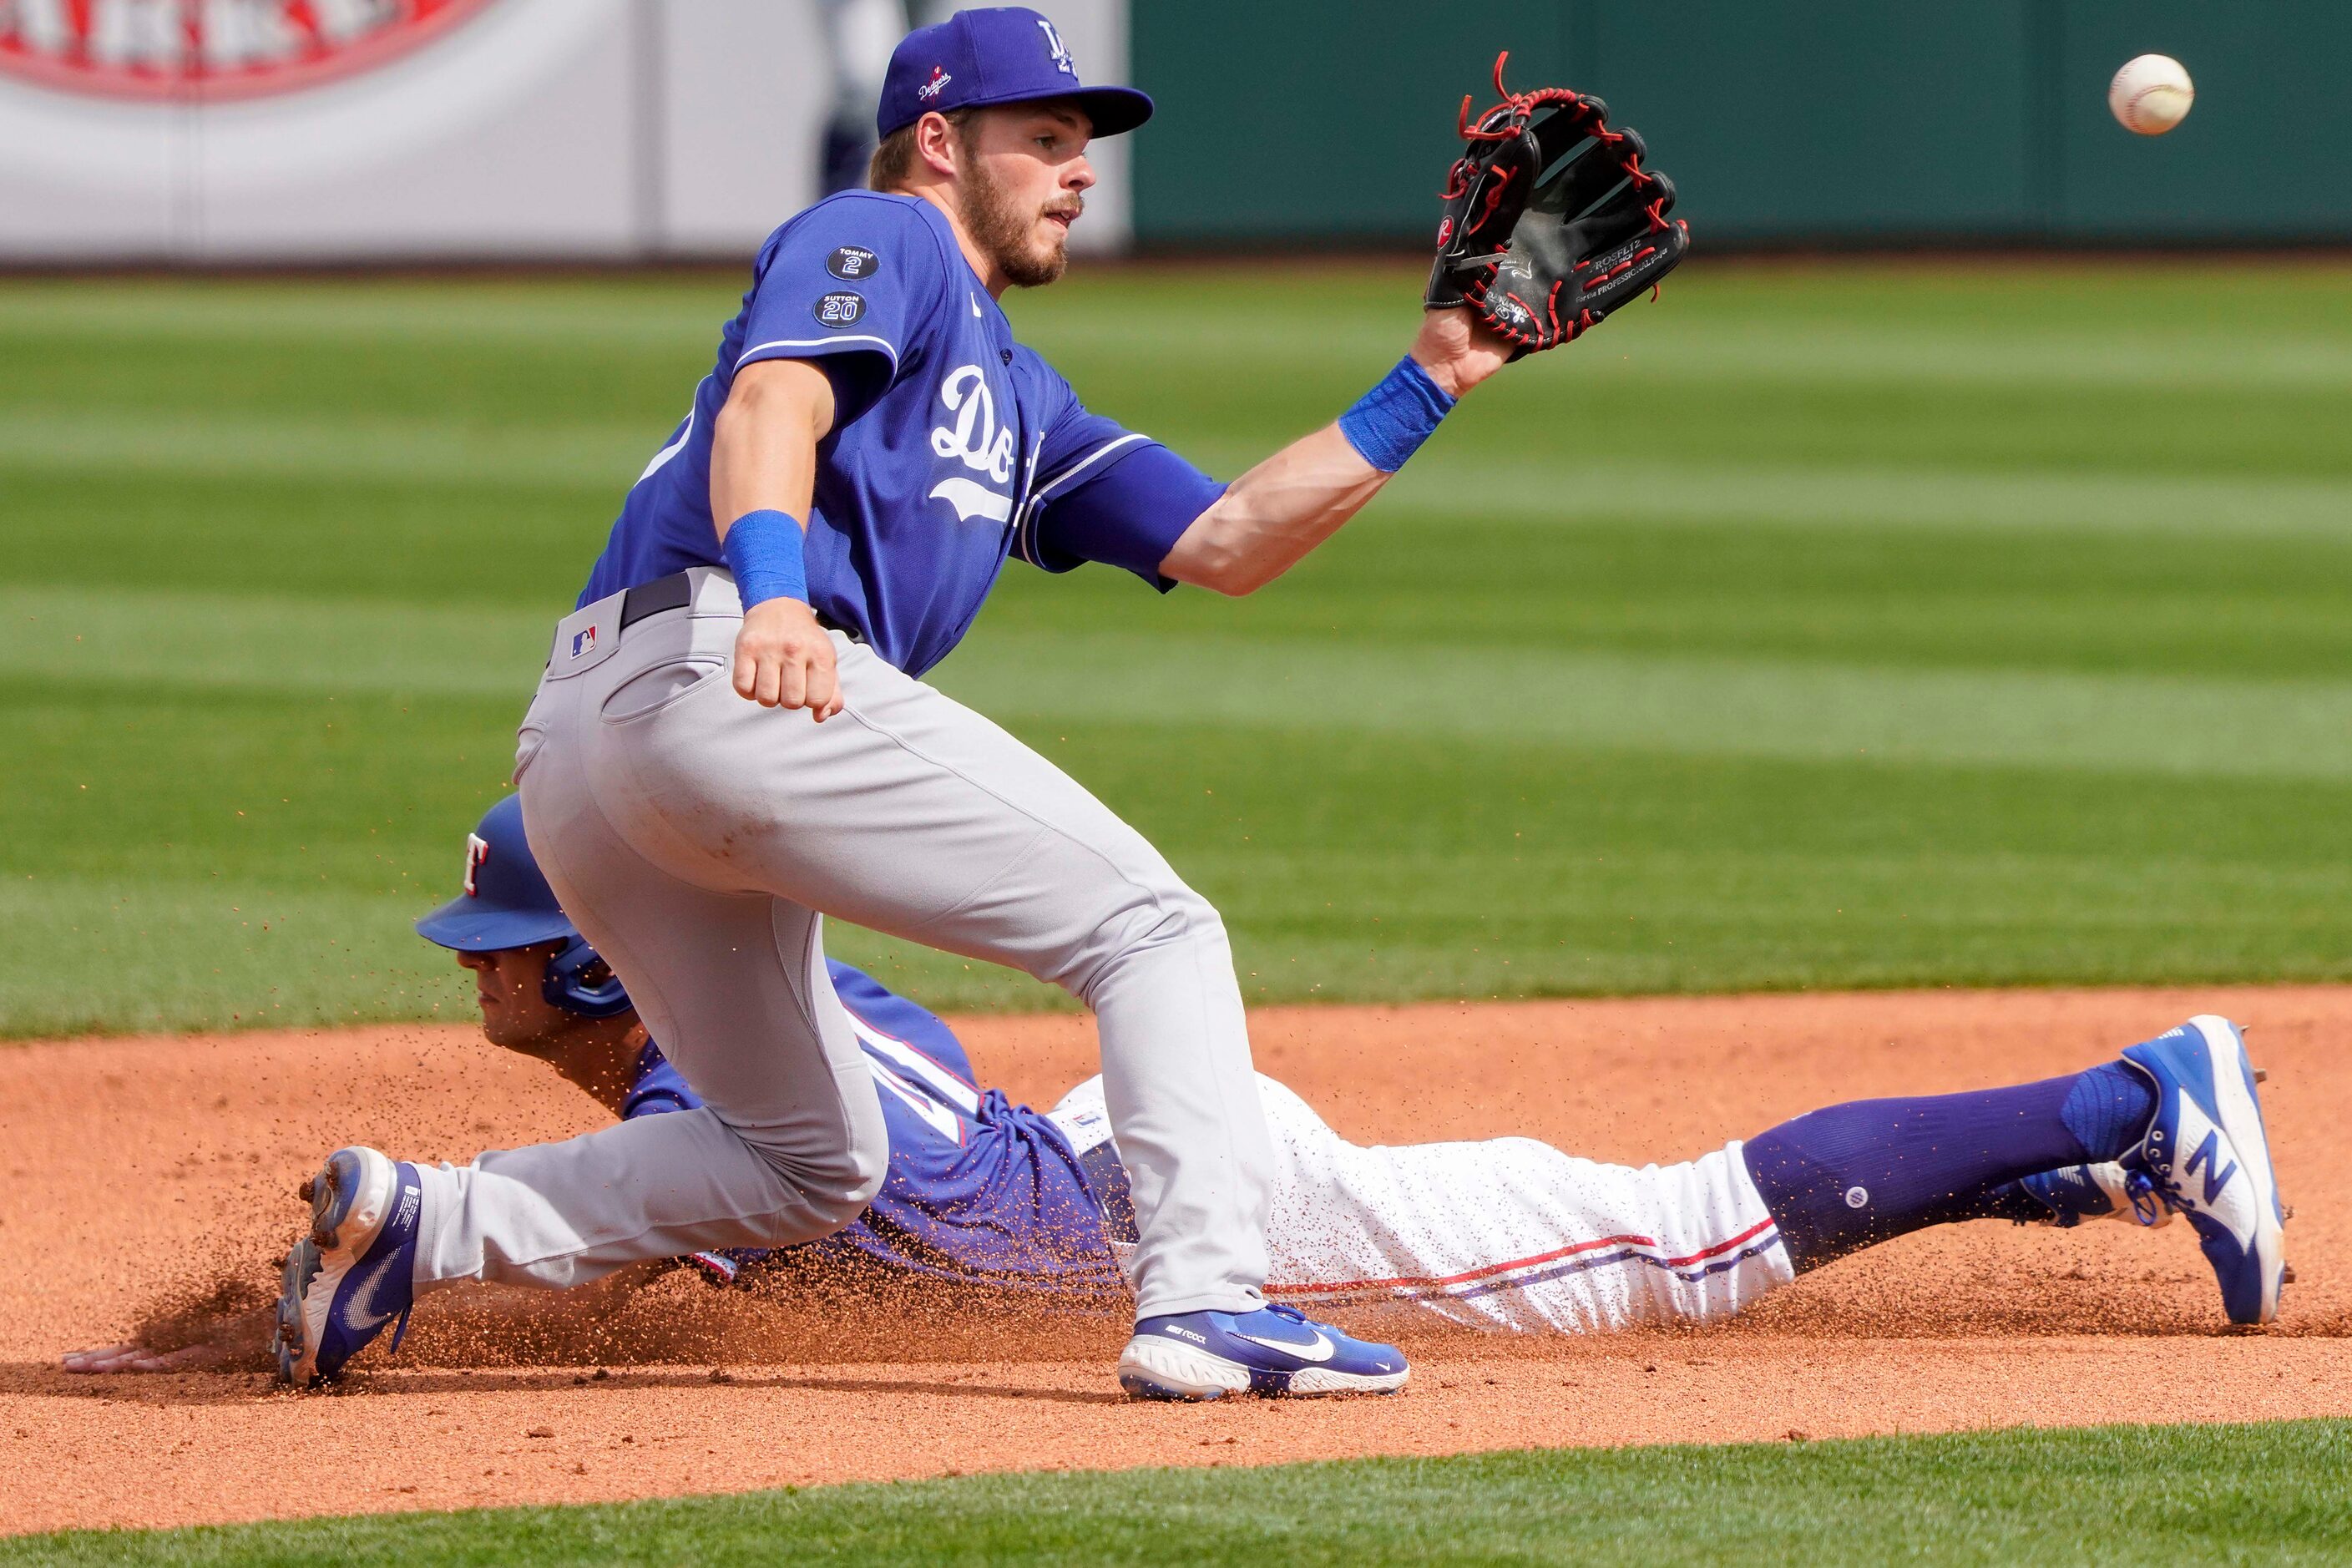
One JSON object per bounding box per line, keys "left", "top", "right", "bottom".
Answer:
{"left": 463, "top": 832, "right": 490, "bottom": 898}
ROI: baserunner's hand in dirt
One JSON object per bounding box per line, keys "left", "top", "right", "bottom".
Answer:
{"left": 61, "top": 1339, "right": 235, "bottom": 1373}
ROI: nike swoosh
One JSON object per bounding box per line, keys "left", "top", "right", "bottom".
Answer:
{"left": 1234, "top": 1328, "right": 1336, "bottom": 1363}
{"left": 928, "top": 476, "right": 1013, "bottom": 523}
{"left": 339, "top": 1250, "right": 402, "bottom": 1334}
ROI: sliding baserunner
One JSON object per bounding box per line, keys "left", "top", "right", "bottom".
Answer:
{"left": 64, "top": 800, "right": 2275, "bottom": 1384}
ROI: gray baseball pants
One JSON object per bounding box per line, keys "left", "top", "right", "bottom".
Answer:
{"left": 407, "top": 568, "right": 1274, "bottom": 1318}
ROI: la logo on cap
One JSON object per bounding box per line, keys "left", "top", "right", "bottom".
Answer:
{"left": 1036, "top": 18, "right": 1075, "bottom": 75}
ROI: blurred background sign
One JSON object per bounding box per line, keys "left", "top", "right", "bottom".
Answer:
{"left": 7, "top": 2, "right": 2349, "bottom": 265}
{"left": 0, "top": 0, "right": 1133, "bottom": 262}
{"left": 1134, "top": 1, "right": 2352, "bottom": 247}
{"left": 0, "top": 0, "right": 496, "bottom": 100}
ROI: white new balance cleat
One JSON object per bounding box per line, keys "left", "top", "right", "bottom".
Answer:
{"left": 2120, "top": 1017, "right": 2289, "bottom": 1326}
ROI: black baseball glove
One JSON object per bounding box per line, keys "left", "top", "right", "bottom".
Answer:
{"left": 1425, "top": 53, "right": 1689, "bottom": 355}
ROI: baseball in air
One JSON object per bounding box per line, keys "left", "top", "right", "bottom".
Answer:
{"left": 2109, "top": 54, "right": 2194, "bottom": 135}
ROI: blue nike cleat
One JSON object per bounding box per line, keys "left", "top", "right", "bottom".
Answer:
{"left": 272, "top": 1146, "right": 422, "bottom": 1387}
{"left": 2019, "top": 1162, "right": 2176, "bottom": 1229}
{"left": 1118, "top": 1303, "right": 1409, "bottom": 1400}
{"left": 2120, "top": 1017, "right": 2289, "bottom": 1326}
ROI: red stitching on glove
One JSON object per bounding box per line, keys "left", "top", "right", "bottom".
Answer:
{"left": 1473, "top": 164, "right": 1518, "bottom": 232}
{"left": 1445, "top": 50, "right": 1678, "bottom": 349}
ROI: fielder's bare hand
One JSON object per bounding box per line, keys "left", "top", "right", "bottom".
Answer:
{"left": 733, "top": 597, "right": 843, "bottom": 719}
{"left": 1409, "top": 307, "right": 1515, "bottom": 398}
{"left": 63, "top": 1338, "right": 240, "bottom": 1374}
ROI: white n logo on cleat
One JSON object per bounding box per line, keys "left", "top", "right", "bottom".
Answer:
{"left": 2183, "top": 1130, "right": 2238, "bottom": 1206}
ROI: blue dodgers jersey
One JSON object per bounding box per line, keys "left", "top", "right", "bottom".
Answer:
{"left": 578, "top": 191, "right": 1151, "bottom": 679}
{"left": 625, "top": 962, "right": 1124, "bottom": 1294}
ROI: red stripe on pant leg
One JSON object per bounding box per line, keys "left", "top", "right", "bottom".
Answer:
{"left": 1269, "top": 1216, "right": 1781, "bottom": 1298}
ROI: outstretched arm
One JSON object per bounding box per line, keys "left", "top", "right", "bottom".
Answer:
{"left": 1157, "top": 310, "right": 1511, "bottom": 596}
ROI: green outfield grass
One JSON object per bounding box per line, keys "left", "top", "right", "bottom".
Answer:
{"left": 4, "top": 261, "right": 2350, "bottom": 1034}
{"left": 8, "top": 1420, "right": 2349, "bottom": 1565}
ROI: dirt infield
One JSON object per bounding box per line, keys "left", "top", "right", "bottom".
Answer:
{"left": 3, "top": 986, "right": 2345, "bottom": 1537}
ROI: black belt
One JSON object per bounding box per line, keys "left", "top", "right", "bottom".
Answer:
{"left": 617, "top": 571, "right": 862, "bottom": 643}
{"left": 616, "top": 570, "right": 692, "bottom": 630}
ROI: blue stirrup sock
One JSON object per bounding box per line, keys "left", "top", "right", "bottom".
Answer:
{"left": 1337, "top": 356, "right": 1456, "bottom": 473}
{"left": 1742, "top": 1061, "right": 2157, "bottom": 1272}
{"left": 720, "top": 508, "right": 809, "bottom": 609}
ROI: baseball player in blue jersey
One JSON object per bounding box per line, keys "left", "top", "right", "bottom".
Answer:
{"left": 272, "top": 5, "right": 1535, "bottom": 1403}
{"left": 114, "top": 801, "right": 2245, "bottom": 1387}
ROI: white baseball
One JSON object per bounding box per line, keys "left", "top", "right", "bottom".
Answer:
{"left": 2109, "top": 54, "right": 2193, "bottom": 135}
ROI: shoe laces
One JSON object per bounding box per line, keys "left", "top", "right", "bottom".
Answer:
{"left": 2124, "top": 1169, "right": 2175, "bottom": 1227}
{"left": 387, "top": 1302, "right": 417, "bottom": 1355}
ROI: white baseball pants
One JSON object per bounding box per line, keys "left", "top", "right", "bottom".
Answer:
{"left": 411, "top": 569, "right": 1273, "bottom": 1318}
{"left": 1054, "top": 1074, "right": 1795, "bottom": 1333}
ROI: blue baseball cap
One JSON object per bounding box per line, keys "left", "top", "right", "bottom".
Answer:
{"left": 878, "top": 8, "right": 1152, "bottom": 140}
{"left": 414, "top": 795, "right": 578, "bottom": 953}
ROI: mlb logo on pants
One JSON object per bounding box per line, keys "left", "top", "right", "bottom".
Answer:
{"left": 570, "top": 625, "right": 597, "bottom": 660}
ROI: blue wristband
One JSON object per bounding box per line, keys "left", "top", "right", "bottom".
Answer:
{"left": 1336, "top": 356, "right": 1456, "bottom": 473}
{"left": 720, "top": 508, "right": 809, "bottom": 609}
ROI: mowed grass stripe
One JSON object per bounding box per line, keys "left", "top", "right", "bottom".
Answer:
{"left": 12, "top": 587, "right": 2349, "bottom": 781}
{"left": 0, "top": 412, "right": 655, "bottom": 488}
{"left": 8, "top": 1421, "right": 2349, "bottom": 1566}
{"left": 1, "top": 589, "right": 552, "bottom": 698}
{"left": 0, "top": 281, "right": 735, "bottom": 350}
{"left": 1373, "top": 457, "right": 2352, "bottom": 541}
{"left": 0, "top": 876, "right": 469, "bottom": 1037}
{"left": 10, "top": 270, "right": 2352, "bottom": 392}
{"left": 943, "top": 632, "right": 2352, "bottom": 781}
{"left": 18, "top": 407, "right": 2351, "bottom": 544}
{"left": 1037, "top": 312, "right": 2352, "bottom": 392}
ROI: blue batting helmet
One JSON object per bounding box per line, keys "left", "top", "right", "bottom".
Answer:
{"left": 414, "top": 796, "right": 632, "bottom": 1019}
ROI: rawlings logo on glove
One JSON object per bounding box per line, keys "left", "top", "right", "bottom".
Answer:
{"left": 1426, "top": 53, "right": 1689, "bottom": 355}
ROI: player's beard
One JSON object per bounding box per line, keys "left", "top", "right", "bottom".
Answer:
{"left": 963, "top": 159, "right": 1077, "bottom": 288}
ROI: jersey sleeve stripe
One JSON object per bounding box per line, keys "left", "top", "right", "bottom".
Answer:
{"left": 734, "top": 334, "right": 903, "bottom": 372}
{"left": 867, "top": 1058, "right": 968, "bottom": 1146}
{"left": 1010, "top": 432, "right": 1048, "bottom": 566}
{"left": 850, "top": 1019, "right": 984, "bottom": 1115}
{"left": 1015, "top": 433, "right": 1151, "bottom": 569}
{"left": 635, "top": 396, "right": 700, "bottom": 485}
{"left": 1033, "top": 432, "right": 1151, "bottom": 502}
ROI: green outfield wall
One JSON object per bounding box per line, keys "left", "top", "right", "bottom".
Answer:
{"left": 1130, "top": 2, "right": 2352, "bottom": 245}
